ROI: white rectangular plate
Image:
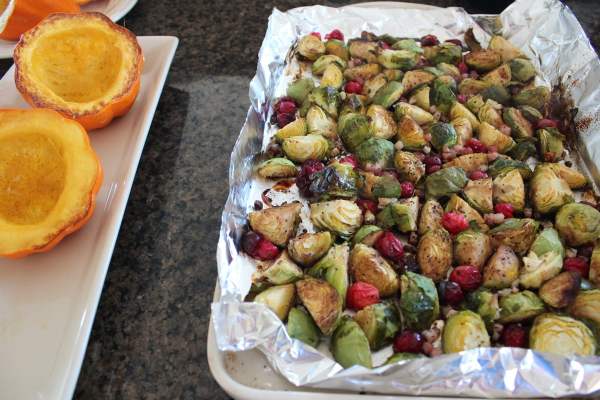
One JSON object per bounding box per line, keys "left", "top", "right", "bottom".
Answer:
{"left": 0, "top": 36, "right": 178, "bottom": 400}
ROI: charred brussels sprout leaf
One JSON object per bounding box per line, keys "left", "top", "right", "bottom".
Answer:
{"left": 396, "top": 116, "right": 427, "bottom": 150}
{"left": 394, "top": 151, "right": 426, "bottom": 183}
{"left": 377, "top": 49, "right": 419, "bottom": 70}
{"left": 423, "top": 43, "right": 462, "bottom": 65}
{"left": 520, "top": 228, "right": 564, "bottom": 289}
{"left": 503, "top": 107, "right": 533, "bottom": 139}
{"left": 510, "top": 58, "right": 536, "bottom": 82}
{"left": 296, "top": 278, "right": 343, "bottom": 335}
{"left": 488, "top": 158, "right": 532, "bottom": 180}
{"left": 465, "top": 50, "right": 502, "bottom": 72}
{"left": 339, "top": 113, "right": 372, "bottom": 152}
{"left": 539, "top": 271, "right": 581, "bottom": 308}
{"left": 311, "top": 54, "right": 347, "bottom": 76}
{"left": 424, "top": 167, "right": 468, "bottom": 199}
{"left": 309, "top": 162, "right": 358, "bottom": 199}
{"left": 253, "top": 251, "right": 303, "bottom": 286}
{"left": 399, "top": 271, "right": 440, "bottom": 331}
{"left": 483, "top": 245, "right": 520, "bottom": 289}
{"left": 352, "top": 225, "right": 383, "bottom": 247}
{"left": 555, "top": 203, "right": 600, "bottom": 247}
{"left": 287, "top": 231, "right": 333, "bottom": 267}
{"left": 530, "top": 164, "right": 573, "bottom": 214}
{"left": 287, "top": 78, "right": 315, "bottom": 104}
{"left": 350, "top": 244, "right": 399, "bottom": 297}
{"left": 356, "top": 138, "right": 395, "bottom": 171}
{"left": 489, "top": 218, "right": 539, "bottom": 256}
{"left": 417, "top": 228, "right": 453, "bottom": 282}
{"left": 465, "top": 288, "right": 500, "bottom": 330}
{"left": 297, "top": 34, "right": 326, "bottom": 61}
{"left": 394, "top": 102, "right": 434, "bottom": 125}
{"left": 306, "top": 106, "right": 337, "bottom": 139}
{"left": 377, "top": 197, "right": 419, "bottom": 232}
{"left": 249, "top": 203, "right": 302, "bottom": 246}
{"left": 307, "top": 244, "right": 350, "bottom": 304}
{"left": 493, "top": 169, "right": 525, "bottom": 212}
{"left": 372, "top": 81, "right": 405, "bottom": 108}
{"left": 355, "top": 302, "right": 401, "bottom": 350}
{"left": 310, "top": 200, "right": 363, "bottom": 238}
{"left": 513, "top": 86, "right": 550, "bottom": 111}
{"left": 418, "top": 199, "right": 444, "bottom": 235}
{"left": 331, "top": 316, "right": 373, "bottom": 368}
{"left": 530, "top": 313, "right": 597, "bottom": 356}
{"left": 538, "top": 127, "right": 565, "bottom": 161}
{"left": 287, "top": 307, "right": 321, "bottom": 348}
{"left": 489, "top": 35, "right": 524, "bottom": 62}
{"left": 443, "top": 310, "right": 491, "bottom": 353}
{"left": 498, "top": 290, "right": 545, "bottom": 324}
{"left": 463, "top": 178, "right": 493, "bottom": 214}
{"left": 367, "top": 105, "right": 397, "bottom": 140}
{"left": 455, "top": 230, "right": 493, "bottom": 270}
{"left": 282, "top": 134, "right": 329, "bottom": 163}
{"left": 257, "top": 158, "right": 298, "bottom": 179}
{"left": 254, "top": 284, "right": 296, "bottom": 320}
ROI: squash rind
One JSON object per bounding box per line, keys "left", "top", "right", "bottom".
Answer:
{"left": 0, "top": 0, "right": 80, "bottom": 41}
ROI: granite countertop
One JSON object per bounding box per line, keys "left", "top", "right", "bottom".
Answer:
{"left": 0, "top": 1, "right": 598, "bottom": 399}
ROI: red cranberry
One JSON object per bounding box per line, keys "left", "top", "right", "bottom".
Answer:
{"left": 277, "top": 100, "right": 297, "bottom": 115}
{"left": 242, "top": 231, "right": 262, "bottom": 255}
{"left": 501, "top": 324, "right": 528, "bottom": 348}
{"left": 253, "top": 238, "right": 280, "bottom": 260}
{"left": 423, "top": 154, "right": 442, "bottom": 166}
{"left": 296, "top": 159, "right": 325, "bottom": 197}
{"left": 276, "top": 112, "right": 295, "bottom": 128}
{"left": 494, "top": 203, "right": 514, "bottom": 219}
{"left": 450, "top": 265, "right": 482, "bottom": 292}
{"left": 537, "top": 119, "right": 559, "bottom": 129}
{"left": 457, "top": 94, "right": 467, "bottom": 103}
{"left": 438, "top": 280, "right": 464, "bottom": 306}
{"left": 356, "top": 198, "right": 378, "bottom": 214}
{"left": 442, "top": 212, "right": 469, "bottom": 235}
{"left": 339, "top": 154, "right": 358, "bottom": 168}
{"left": 426, "top": 164, "right": 442, "bottom": 174}
{"left": 347, "top": 282, "right": 380, "bottom": 311}
{"left": 458, "top": 61, "right": 469, "bottom": 75}
{"left": 445, "top": 38, "right": 462, "bottom": 47}
{"left": 309, "top": 32, "right": 321, "bottom": 39}
{"left": 578, "top": 245, "right": 594, "bottom": 259}
{"left": 379, "top": 41, "right": 392, "bottom": 49}
{"left": 465, "top": 138, "right": 487, "bottom": 153}
{"left": 400, "top": 181, "right": 415, "bottom": 198}
{"left": 420, "top": 34, "right": 439, "bottom": 47}
{"left": 393, "top": 330, "right": 424, "bottom": 353}
{"left": 469, "top": 170, "right": 488, "bottom": 180}
{"left": 344, "top": 80, "right": 363, "bottom": 94}
{"left": 564, "top": 256, "right": 590, "bottom": 278}
{"left": 374, "top": 231, "right": 404, "bottom": 263}
{"left": 325, "top": 29, "right": 344, "bottom": 41}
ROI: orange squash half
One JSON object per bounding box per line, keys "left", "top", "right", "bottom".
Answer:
{"left": 14, "top": 12, "right": 144, "bottom": 131}
{"left": 0, "top": 0, "right": 80, "bottom": 41}
{"left": 0, "top": 109, "right": 103, "bottom": 258}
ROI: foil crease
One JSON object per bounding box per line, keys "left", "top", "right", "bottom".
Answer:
{"left": 212, "top": 0, "right": 600, "bottom": 397}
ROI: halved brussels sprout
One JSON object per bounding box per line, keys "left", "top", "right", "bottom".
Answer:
{"left": 488, "top": 35, "right": 524, "bottom": 62}
{"left": 355, "top": 302, "right": 401, "bottom": 350}
{"left": 481, "top": 84, "right": 511, "bottom": 105}
{"left": 488, "top": 158, "right": 532, "bottom": 180}
{"left": 385, "top": 352, "right": 425, "bottom": 365}
{"left": 418, "top": 199, "right": 444, "bottom": 235}
{"left": 356, "top": 138, "right": 395, "bottom": 171}
{"left": 477, "top": 99, "right": 503, "bottom": 128}
{"left": 287, "top": 78, "right": 315, "bottom": 104}
{"left": 377, "top": 197, "right": 419, "bottom": 232}
{"left": 254, "top": 283, "right": 296, "bottom": 320}
{"left": 430, "top": 80, "right": 457, "bottom": 114}
{"left": 331, "top": 316, "right": 372, "bottom": 368}
{"left": 498, "top": 290, "right": 545, "bottom": 323}
{"left": 459, "top": 78, "right": 491, "bottom": 96}
{"left": 548, "top": 163, "right": 587, "bottom": 189}
{"left": 368, "top": 105, "right": 397, "bottom": 140}
{"left": 282, "top": 134, "right": 329, "bottom": 163}
{"left": 372, "top": 174, "right": 401, "bottom": 199}
{"left": 423, "top": 43, "right": 462, "bottom": 65}
{"left": 372, "top": 81, "right": 404, "bottom": 108}
{"left": 349, "top": 39, "right": 378, "bottom": 63}
{"left": 392, "top": 38, "right": 423, "bottom": 53}
{"left": 530, "top": 164, "right": 573, "bottom": 214}
{"left": 555, "top": 203, "right": 600, "bottom": 247}
{"left": 339, "top": 113, "right": 373, "bottom": 152}
{"left": 399, "top": 271, "right": 440, "bottom": 331}
{"left": 463, "top": 178, "right": 493, "bottom": 214}
{"left": 340, "top": 94, "right": 367, "bottom": 117}
{"left": 287, "top": 231, "right": 333, "bottom": 267}
{"left": 306, "top": 106, "right": 337, "bottom": 139}
{"left": 257, "top": 158, "right": 298, "bottom": 179}
{"left": 297, "top": 34, "right": 326, "bottom": 61}
{"left": 377, "top": 49, "right": 419, "bottom": 70}
{"left": 310, "top": 200, "right": 363, "bottom": 238}
{"left": 508, "top": 139, "right": 537, "bottom": 161}
{"left": 383, "top": 68, "right": 404, "bottom": 81}
{"left": 483, "top": 245, "right": 520, "bottom": 289}
{"left": 443, "top": 310, "right": 491, "bottom": 353}
{"left": 430, "top": 122, "right": 458, "bottom": 152}
{"left": 466, "top": 94, "right": 485, "bottom": 114}
{"left": 401, "top": 70, "right": 435, "bottom": 94}
{"left": 394, "top": 151, "right": 426, "bottom": 183}
{"left": 465, "top": 49, "right": 502, "bottom": 72}
{"left": 568, "top": 289, "right": 600, "bottom": 326}
{"left": 249, "top": 203, "right": 302, "bottom": 246}
{"left": 357, "top": 171, "right": 379, "bottom": 200}
{"left": 394, "top": 102, "right": 434, "bottom": 125}
{"left": 425, "top": 167, "right": 468, "bottom": 199}
{"left": 309, "top": 162, "right": 358, "bottom": 199}
{"left": 455, "top": 230, "right": 493, "bottom": 270}
{"left": 443, "top": 153, "right": 488, "bottom": 173}
{"left": 538, "top": 127, "right": 565, "bottom": 161}
{"left": 493, "top": 169, "right": 525, "bottom": 212}
{"left": 437, "top": 62, "right": 461, "bottom": 80}
{"left": 309, "top": 86, "right": 341, "bottom": 118}
{"left": 362, "top": 74, "right": 389, "bottom": 100}
{"left": 312, "top": 54, "right": 347, "bottom": 75}
{"left": 530, "top": 313, "right": 597, "bottom": 356}
{"left": 307, "top": 244, "right": 350, "bottom": 304}
{"left": 503, "top": 107, "right": 533, "bottom": 139}
{"left": 591, "top": 244, "right": 600, "bottom": 286}
{"left": 350, "top": 244, "right": 399, "bottom": 297}
{"left": 446, "top": 194, "right": 488, "bottom": 232}
{"left": 287, "top": 307, "right": 320, "bottom": 348}
{"left": 253, "top": 251, "right": 304, "bottom": 286}
{"left": 513, "top": 86, "right": 550, "bottom": 111}
{"left": 396, "top": 116, "right": 427, "bottom": 150}
{"left": 450, "top": 102, "right": 480, "bottom": 132}
{"left": 520, "top": 228, "right": 564, "bottom": 288}
{"left": 539, "top": 271, "right": 581, "bottom": 308}
{"left": 466, "top": 288, "right": 500, "bottom": 330}
{"left": 344, "top": 63, "right": 382, "bottom": 81}
{"left": 296, "top": 277, "right": 342, "bottom": 335}
{"left": 275, "top": 117, "right": 307, "bottom": 142}
{"left": 409, "top": 86, "right": 431, "bottom": 111}
{"left": 510, "top": 58, "right": 536, "bottom": 82}
{"left": 352, "top": 225, "right": 383, "bottom": 247}
{"left": 418, "top": 228, "right": 453, "bottom": 282}
{"left": 518, "top": 105, "right": 543, "bottom": 124}
{"left": 451, "top": 117, "right": 474, "bottom": 145}
{"left": 489, "top": 218, "right": 539, "bottom": 256}
{"left": 321, "top": 64, "right": 344, "bottom": 89}
{"left": 325, "top": 39, "right": 349, "bottom": 60}
{"left": 481, "top": 64, "right": 512, "bottom": 86}
{"left": 478, "top": 122, "right": 515, "bottom": 154}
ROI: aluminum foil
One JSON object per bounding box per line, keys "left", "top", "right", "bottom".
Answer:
{"left": 211, "top": 0, "right": 600, "bottom": 397}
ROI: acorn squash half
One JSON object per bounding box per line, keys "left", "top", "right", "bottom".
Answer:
{"left": 0, "top": 0, "right": 80, "bottom": 41}
{"left": 14, "top": 12, "right": 143, "bottom": 131}
{"left": 0, "top": 109, "right": 103, "bottom": 258}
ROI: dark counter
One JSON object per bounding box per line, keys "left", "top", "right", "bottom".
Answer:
{"left": 0, "top": 1, "right": 597, "bottom": 399}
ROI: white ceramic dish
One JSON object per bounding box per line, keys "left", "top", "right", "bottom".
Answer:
{"left": 0, "top": 35, "right": 178, "bottom": 400}
{"left": 0, "top": 0, "right": 139, "bottom": 59}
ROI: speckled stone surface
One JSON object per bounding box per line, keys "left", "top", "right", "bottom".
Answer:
{"left": 0, "top": 1, "right": 598, "bottom": 399}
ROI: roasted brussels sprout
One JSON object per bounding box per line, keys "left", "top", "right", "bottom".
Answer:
{"left": 423, "top": 43, "right": 462, "bottom": 65}
{"left": 530, "top": 164, "right": 573, "bottom": 214}
{"left": 339, "top": 113, "right": 372, "bottom": 152}
{"left": 503, "top": 107, "right": 533, "bottom": 139}
{"left": 249, "top": 203, "right": 302, "bottom": 246}
{"left": 455, "top": 230, "right": 493, "bottom": 270}
{"left": 391, "top": 38, "right": 422, "bottom": 53}
{"left": 385, "top": 352, "right": 425, "bottom": 365}
{"left": 309, "top": 162, "right": 358, "bottom": 199}
{"left": 309, "top": 86, "right": 341, "bottom": 118}
{"left": 372, "top": 81, "right": 405, "bottom": 108}
{"left": 451, "top": 117, "right": 474, "bottom": 145}
{"left": 591, "top": 245, "right": 600, "bottom": 286}
{"left": 466, "top": 94, "right": 485, "bottom": 114}
{"left": 372, "top": 174, "right": 401, "bottom": 199}
{"left": 254, "top": 283, "right": 296, "bottom": 320}
{"left": 437, "top": 62, "right": 461, "bottom": 80}
{"left": 459, "top": 78, "right": 491, "bottom": 96}
{"left": 481, "top": 84, "right": 511, "bottom": 105}
{"left": 362, "top": 73, "right": 388, "bottom": 100}
{"left": 538, "top": 127, "right": 565, "bottom": 161}
{"left": 450, "top": 102, "right": 480, "bottom": 132}
{"left": 377, "top": 49, "right": 419, "bottom": 70}
{"left": 287, "top": 231, "right": 333, "bottom": 267}
{"left": 409, "top": 86, "right": 431, "bottom": 111}
{"left": 498, "top": 290, "right": 545, "bottom": 323}
{"left": 344, "top": 63, "right": 382, "bottom": 81}
{"left": 307, "top": 244, "right": 350, "bottom": 303}
{"left": 465, "top": 49, "right": 502, "bottom": 72}
{"left": 287, "top": 78, "right": 315, "bottom": 104}
{"left": 508, "top": 139, "right": 537, "bottom": 162}
{"left": 489, "top": 218, "right": 539, "bottom": 256}
{"left": 429, "top": 122, "right": 458, "bottom": 152}
{"left": 568, "top": 289, "right": 600, "bottom": 325}
{"left": 488, "top": 35, "right": 524, "bottom": 62}
{"left": 401, "top": 70, "right": 435, "bottom": 93}
{"left": 310, "top": 200, "right": 363, "bottom": 238}
{"left": 368, "top": 105, "right": 397, "bottom": 140}
{"left": 555, "top": 203, "right": 600, "bottom": 247}
{"left": 518, "top": 105, "right": 543, "bottom": 124}
{"left": 548, "top": 163, "right": 587, "bottom": 189}
{"left": 478, "top": 99, "right": 503, "bottom": 128}
{"left": 463, "top": 178, "right": 493, "bottom": 214}
{"left": 443, "top": 153, "right": 488, "bottom": 174}
{"left": 430, "top": 81, "right": 457, "bottom": 114}
{"left": 530, "top": 313, "right": 597, "bottom": 356}
{"left": 394, "top": 150, "right": 426, "bottom": 183}
{"left": 513, "top": 86, "right": 550, "bottom": 112}
{"left": 396, "top": 116, "right": 427, "bottom": 150}
{"left": 493, "top": 169, "right": 525, "bottom": 212}
{"left": 446, "top": 194, "right": 488, "bottom": 232}
{"left": 297, "top": 34, "right": 326, "bottom": 61}
{"left": 312, "top": 54, "right": 347, "bottom": 76}
{"left": 356, "top": 171, "right": 379, "bottom": 200}
{"left": 356, "top": 138, "right": 395, "bottom": 171}
{"left": 424, "top": 167, "right": 468, "bottom": 199}
{"left": 331, "top": 316, "right": 373, "bottom": 368}
{"left": 510, "top": 58, "right": 536, "bottom": 82}
{"left": 377, "top": 197, "right": 419, "bottom": 232}
{"left": 306, "top": 106, "right": 337, "bottom": 139}
{"left": 539, "top": 271, "right": 581, "bottom": 308}
{"left": 287, "top": 307, "right": 321, "bottom": 348}
{"left": 340, "top": 94, "right": 367, "bottom": 117}
{"left": 352, "top": 225, "right": 383, "bottom": 247}
{"left": 520, "top": 228, "right": 564, "bottom": 289}
{"left": 483, "top": 245, "right": 520, "bottom": 289}
{"left": 443, "top": 310, "right": 491, "bottom": 353}
{"left": 253, "top": 251, "right": 304, "bottom": 286}
{"left": 296, "top": 278, "right": 343, "bottom": 335}
{"left": 282, "top": 134, "right": 329, "bottom": 163}
{"left": 383, "top": 68, "right": 405, "bottom": 82}
{"left": 275, "top": 117, "right": 308, "bottom": 142}
{"left": 394, "top": 102, "right": 434, "bottom": 125}
{"left": 478, "top": 122, "right": 515, "bottom": 154}
{"left": 399, "top": 271, "right": 440, "bottom": 331}
{"left": 257, "top": 158, "right": 298, "bottom": 179}
{"left": 466, "top": 288, "right": 499, "bottom": 330}
{"left": 481, "top": 64, "right": 512, "bottom": 87}
{"left": 350, "top": 244, "right": 399, "bottom": 297}
{"left": 321, "top": 63, "right": 344, "bottom": 89}
{"left": 325, "top": 39, "right": 349, "bottom": 60}
{"left": 487, "top": 158, "right": 532, "bottom": 180}
{"left": 418, "top": 199, "right": 444, "bottom": 235}
{"left": 417, "top": 228, "right": 453, "bottom": 282}
{"left": 348, "top": 39, "right": 378, "bottom": 62}
{"left": 355, "top": 302, "right": 401, "bottom": 350}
